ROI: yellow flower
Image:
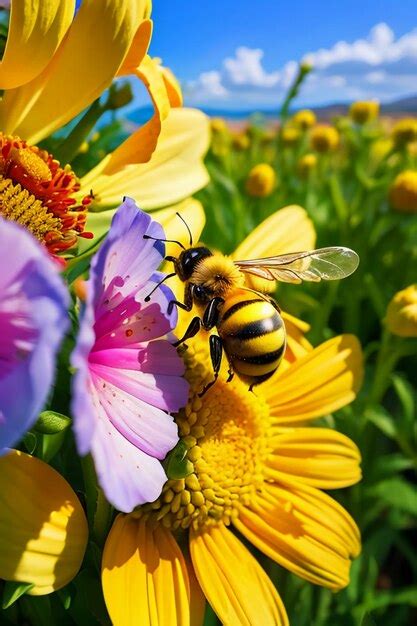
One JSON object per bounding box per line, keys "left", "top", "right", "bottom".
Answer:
{"left": 293, "top": 109, "right": 317, "bottom": 130}
{"left": 297, "top": 153, "right": 318, "bottom": 178}
{"left": 245, "top": 163, "right": 277, "bottom": 197}
{"left": 102, "top": 331, "right": 363, "bottom": 625}
{"left": 389, "top": 170, "right": 417, "bottom": 213}
{"left": 391, "top": 118, "right": 417, "bottom": 148}
{"left": 210, "top": 117, "right": 228, "bottom": 134}
{"left": 311, "top": 125, "right": 340, "bottom": 153}
{"left": 349, "top": 101, "right": 379, "bottom": 124}
{"left": 232, "top": 133, "right": 250, "bottom": 150}
{"left": 385, "top": 285, "right": 417, "bottom": 337}
{"left": 0, "top": 450, "right": 88, "bottom": 595}
{"left": 0, "top": 0, "right": 209, "bottom": 252}
{"left": 281, "top": 126, "right": 301, "bottom": 147}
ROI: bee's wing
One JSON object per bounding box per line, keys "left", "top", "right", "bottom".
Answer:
{"left": 234, "top": 247, "right": 359, "bottom": 284}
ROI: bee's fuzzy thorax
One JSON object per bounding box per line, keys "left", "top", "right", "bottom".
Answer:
{"left": 192, "top": 254, "right": 245, "bottom": 295}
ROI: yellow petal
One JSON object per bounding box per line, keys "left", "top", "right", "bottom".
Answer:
{"left": 104, "top": 55, "right": 171, "bottom": 174}
{"left": 234, "top": 479, "right": 360, "bottom": 590}
{"left": 0, "top": 0, "right": 74, "bottom": 89}
{"left": 266, "top": 428, "right": 361, "bottom": 488}
{"left": 263, "top": 335, "right": 363, "bottom": 424}
{"left": 102, "top": 514, "right": 191, "bottom": 626}
{"left": 281, "top": 311, "right": 312, "bottom": 366}
{"left": 160, "top": 65, "right": 183, "bottom": 107}
{"left": 117, "top": 19, "right": 153, "bottom": 76}
{"left": 190, "top": 524, "right": 288, "bottom": 626}
{"left": 0, "top": 0, "right": 149, "bottom": 143}
{"left": 232, "top": 205, "right": 316, "bottom": 293}
{"left": 82, "top": 108, "right": 210, "bottom": 209}
{"left": 0, "top": 449, "right": 88, "bottom": 595}
{"left": 185, "top": 554, "right": 206, "bottom": 626}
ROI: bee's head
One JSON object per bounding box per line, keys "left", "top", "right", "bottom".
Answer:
{"left": 176, "top": 246, "right": 213, "bottom": 281}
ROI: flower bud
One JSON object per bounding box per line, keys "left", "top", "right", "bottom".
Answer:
{"left": 310, "top": 125, "right": 340, "bottom": 153}
{"left": 282, "top": 126, "right": 301, "bottom": 147}
{"left": 245, "top": 163, "right": 276, "bottom": 197}
{"left": 385, "top": 285, "right": 417, "bottom": 337}
{"left": 293, "top": 109, "right": 316, "bottom": 130}
{"left": 297, "top": 153, "right": 317, "bottom": 178}
{"left": 389, "top": 170, "right": 417, "bottom": 214}
{"left": 232, "top": 133, "right": 250, "bottom": 150}
{"left": 0, "top": 450, "right": 88, "bottom": 595}
{"left": 349, "top": 101, "right": 379, "bottom": 125}
{"left": 391, "top": 118, "right": 417, "bottom": 148}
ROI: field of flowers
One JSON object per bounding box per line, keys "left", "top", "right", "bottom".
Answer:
{"left": 0, "top": 3, "right": 416, "bottom": 626}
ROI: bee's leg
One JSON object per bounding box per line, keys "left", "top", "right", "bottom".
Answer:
{"left": 168, "top": 283, "right": 193, "bottom": 316}
{"left": 202, "top": 296, "right": 224, "bottom": 330}
{"left": 227, "top": 366, "right": 234, "bottom": 383}
{"left": 172, "top": 316, "right": 201, "bottom": 348}
{"left": 198, "top": 335, "right": 223, "bottom": 397}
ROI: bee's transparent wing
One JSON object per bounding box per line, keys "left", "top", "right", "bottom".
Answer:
{"left": 235, "top": 247, "right": 359, "bottom": 284}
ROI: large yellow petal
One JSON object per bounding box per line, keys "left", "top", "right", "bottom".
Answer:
{"left": 190, "top": 523, "right": 288, "bottom": 626}
{"left": 266, "top": 428, "right": 361, "bottom": 488}
{"left": 234, "top": 479, "right": 360, "bottom": 590}
{"left": 0, "top": 0, "right": 74, "bottom": 89}
{"left": 82, "top": 108, "right": 210, "bottom": 209}
{"left": 0, "top": 449, "right": 88, "bottom": 595}
{"left": 104, "top": 55, "right": 171, "bottom": 174}
{"left": 102, "top": 514, "right": 191, "bottom": 626}
{"left": 0, "top": 0, "right": 149, "bottom": 143}
{"left": 232, "top": 206, "right": 316, "bottom": 293}
{"left": 263, "top": 335, "right": 363, "bottom": 424}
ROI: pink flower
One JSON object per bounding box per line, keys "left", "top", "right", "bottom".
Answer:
{"left": 71, "top": 199, "right": 188, "bottom": 512}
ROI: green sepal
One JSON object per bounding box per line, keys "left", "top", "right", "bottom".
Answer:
{"left": 34, "top": 411, "right": 71, "bottom": 435}
{"left": 164, "top": 440, "right": 194, "bottom": 479}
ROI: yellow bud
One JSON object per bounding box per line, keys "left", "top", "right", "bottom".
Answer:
{"left": 293, "top": 109, "right": 316, "bottom": 130}
{"left": 78, "top": 141, "right": 89, "bottom": 154}
{"left": 349, "top": 101, "right": 379, "bottom": 124}
{"left": 391, "top": 118, "right": 417, "bottom": 148}
{"left": 282, "top": 126, "right": 301, "bottom": 147}
{"left": 245, "top": 163, "right": 276, "bottom": 198}
{"left": 0, "top": 450, "right": 88, "bottom": 595}
{"left": 385, "top": 285, "right": 417, "bottom": 337}
{"left": 389, "top": 170, "right": 417, "bottom": 214}
{"left": 310, "top": 125, "right": 340, "bottom": 153}
{"left": 210, "top": 117, "right": 228, "bottom": 134}
{"left": 232, "top": 133, "right": 250, "bottom": 150}
{"left": 297, "top": 153, "right": 318, "bottom": 178}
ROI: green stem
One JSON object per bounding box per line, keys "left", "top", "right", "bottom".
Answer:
{"left": 328, "top": 173, "right": 348, "bottom": 238}
{"left": 366, "top": 330, "right": 403, "bottom": 407}
{"left": 54, "top": 98, "right": 104, "bottom": 165}
{"left": 81, "top": 455, "right": 113, "bottom": 547}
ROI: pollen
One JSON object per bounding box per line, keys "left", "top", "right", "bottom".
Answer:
{"left": 0, "top": 134, "right": 92, "bottom": 254}
{"left": 135, "top": 338, "right": 273, "bottom": 531}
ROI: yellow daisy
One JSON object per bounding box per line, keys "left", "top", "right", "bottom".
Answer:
{"left": 0, "top": 0, "right": 209, "bottom": 253}
{"left": 101, "top": 205, "right": 363, "bottom": 625}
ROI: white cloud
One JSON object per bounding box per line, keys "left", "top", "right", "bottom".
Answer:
{"left": 223, "top": 47, "right": 280, "bottom": 87}
{"left": 186, "top": 23, "right": 417, "bottom": 108}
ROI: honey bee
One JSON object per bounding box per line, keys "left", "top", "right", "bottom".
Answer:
{"left": 144, "top": 215, "right": 359, "bottom": 395}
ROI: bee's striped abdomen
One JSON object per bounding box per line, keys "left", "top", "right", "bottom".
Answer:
{"left": 218, "top": 291, "right": 286, "bottom": 385}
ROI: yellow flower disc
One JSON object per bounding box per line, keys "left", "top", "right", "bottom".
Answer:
{"left": 310, "top": 125, "right": 340, "bottom": 153}
{"left": 389, "top": 170, "right": 417, "bottom": 213}
{"left": 282, "top": 126, "right": 301, "bottom": 147}
{"left": 245, "top": 163, "right": 276, "bottom": 197}
{"left": 349, "top": 101, "right": 379, "bottom": 124}
{"left": 385, "top": 285, "right": 417, "bottom": 337}
{"left": 297, "top": 153, "right": 318, "bottom": 178}
{"left": 0, "top": 450, "right": 88, "bottom": 595}
{"left": 391, "top": 118, "right": 417, "bottom": 148}
{"left": 293, "top": 109, "right": 316, "bottom": 130}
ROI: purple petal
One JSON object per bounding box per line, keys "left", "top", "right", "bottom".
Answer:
{"left": 0, "top": 220, "right": 69, "bottom": 451}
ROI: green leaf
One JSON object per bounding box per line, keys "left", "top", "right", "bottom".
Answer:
{"left": 392, "top": 374, "right": 415, "bottom": 426}
{"left": 365, "top": 407, "right": 397, "bottom": 439}
{"left": 34, "top": 411, "right": 71, "bottom": 434}
{"left": 22, "top": 431, "right": 37, "bottom": 454}
{"left": 2, "top": 581, "right": 35, "bottom": 609}
{"left": 39, "top": 431, "right": 68, "bottom": 463}
{"left": 164, "top": 440, "right": 194, "bottom": 479}
{"left": 367, "top": 478, "right": 417, "bottom": 516}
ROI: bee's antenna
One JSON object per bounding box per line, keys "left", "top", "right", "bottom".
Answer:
{"left": 143, "top": 234, "right": 186, "bottom": 250}
{"left": 144, "top": 272, "right": 176, "bottom": 302}
{"left": 176, "top": 212, "right": 193, "bottom": 246}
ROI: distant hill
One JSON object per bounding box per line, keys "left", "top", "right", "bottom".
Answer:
{"left": 126, "top": 94, "right": 417, "bottom": 126}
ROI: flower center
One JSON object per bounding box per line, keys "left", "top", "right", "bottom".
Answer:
{"left": 0, "top": 134, "right": 92, "bottom": 254}
{"left": 136, "top": 338, "right": 273, "bottom": 530}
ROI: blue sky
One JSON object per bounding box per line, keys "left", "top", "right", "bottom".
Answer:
{"left": 145, "top": 0, "right": 417, "bottom": 110}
